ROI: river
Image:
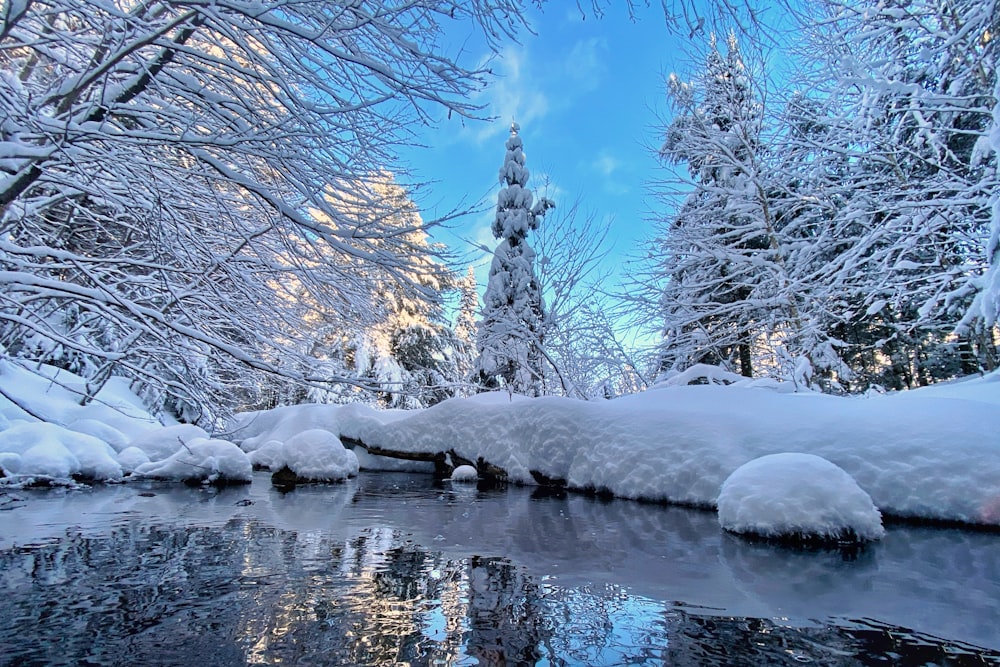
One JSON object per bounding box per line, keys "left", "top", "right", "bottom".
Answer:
{"left": 1, "top": 471, "right": 998, "bottom": 665}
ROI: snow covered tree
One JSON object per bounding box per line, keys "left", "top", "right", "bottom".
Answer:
{"left": 474, "top": 123, "right": 554, "bottom": 395}
{"left": 783, "top": 0, "right": 999, "bottom": 388}
{"left": 452, "top": 266, "right": 480, "bottom": 388}
{"left": 280, "top": 175, "right": 462, "bottom": 409}
{"left": 652, "top": 32, "right": 798, "bottom": 379}
{"left": 0, "top": 0, "right": 532, "bottom": 423}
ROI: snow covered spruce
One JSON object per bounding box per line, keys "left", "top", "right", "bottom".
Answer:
{"left": 3, "top": 360, "right": 1000, "bottom": 539}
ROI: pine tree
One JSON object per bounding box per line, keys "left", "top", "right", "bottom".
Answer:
{"left": 453, "top": 266, "right": 479, "bottom": 388}
{"left": 474, "top": 123, "right": 554, "bottom": 395}
{"left": 654, "top": 33, "right": 791, "bottom": 379}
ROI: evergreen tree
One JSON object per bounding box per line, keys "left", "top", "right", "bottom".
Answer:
{"left": 654, "top": 33, "right": 793, "bottom": 379}
{"left": 787, "top": 0, "right": 999, "bottom": 388}
{"left": 474, "top": 123, "right": 554, "bottom": 395}
{"left": 453, "top": 266, "right": 480, "bottom": 388}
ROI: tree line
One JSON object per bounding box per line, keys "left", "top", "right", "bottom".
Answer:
{"left": 644, "top": 1, "right": 998, "bottom": 392}
{"left": 0, "top": 0, "right": 997, "bottom": 427}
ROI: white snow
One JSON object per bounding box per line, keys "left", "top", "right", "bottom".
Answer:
{"left": 278, "top": 429, "right": 359, "bottom": 482}
{"left": 3, "top": 358, "right": 1000, "bottom": 538}
{"left": 717, "top": 453, "right": 885, "bottom": 542}
{"left": 133, "top": 437, "right": 252, "bottom": 485}
{"left": 127, "top": 424, "right": 210, "bottom": 462}
{"left": 322, "top": 377, "right": 1000, "bottom": 531}
{"left": 116, "top": 446, "right": 151, "bottom": 473}
{"left": 0, "top": 421, "right": 122, "bottom": 483}
{"left": 450, "top": 464, "right": 478, "bottom": 482}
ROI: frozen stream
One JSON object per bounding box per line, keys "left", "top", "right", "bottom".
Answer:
{"left": 1, "top": 471, "right": 998, "bottom": 665}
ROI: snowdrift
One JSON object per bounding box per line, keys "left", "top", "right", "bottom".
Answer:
{"left": 231, "top": 373, "right": 1000, "bottom": 534}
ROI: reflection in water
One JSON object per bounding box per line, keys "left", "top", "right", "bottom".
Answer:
{"left": 0, "top": 475, "right": 998, "bottom": 666}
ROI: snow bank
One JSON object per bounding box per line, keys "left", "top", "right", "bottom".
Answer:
{"left": 4, "top": 352, "right": 1000, "bottom": 532}
{"left": 324, "top": 376, "right": 1000, "bottom": 527}
{"left": 0, "top": 422, "right": 122, "bottom": 484}
{"left": 0, "top": 360, "right": 160, "bottom": 439}
{"left": 133, "top": 437, "right": 252, "bottom": 485}
{"left": 0, "top": 361, "right": 244, "bottom": 486}
{"left": 717, "top": 453, "right": 884, "bottom": 542}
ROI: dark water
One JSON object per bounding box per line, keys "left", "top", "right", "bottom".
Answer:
{"left": 1, "top": 472, "right": 998, "bottom": 666}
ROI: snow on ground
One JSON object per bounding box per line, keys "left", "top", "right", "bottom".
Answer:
{"left": 2, "top": 357, "right": 1000, "bottom": 538}
{"left": 327, "top": 380, "right": 1000, "bottom": 532}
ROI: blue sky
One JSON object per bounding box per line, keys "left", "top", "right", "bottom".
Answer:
{"left": 397, "top": 5, "right": 689, "bottom": 292}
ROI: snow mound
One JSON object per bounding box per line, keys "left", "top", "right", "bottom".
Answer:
{"left": 133, "top": 437, "right": 252, "bottom": 485}
{"left": 67, "top": 418, "right": 130, "bottom": 452}
{"left": 127, "top": 424, "right": 209, "bottom": 462}
{"left": 116, "top": 446, "right": 151, "bottom": 473}
{"left": 280, "top": 429, "right": 359, "bottom": 482}
{"left": 229, "top": 403, "right": 340, "bottom": 453}
{"left": 450, "top": 464, "right": 478, "bottom": 482}
{"left": 0, "top": 422, "right": 123, "bottom": 484}
{"left": 248, "top": 439, "right": 285, "bottom": 470}
{"left": 717, "top": 453, "right": 884, "bottom": 543}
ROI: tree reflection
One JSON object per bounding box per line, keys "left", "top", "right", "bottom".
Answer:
{"left": 465, "top": 555, "right": 548, "bottom": 665}
{"left": 1, "top": 514, "right": 998, "bottom": 666}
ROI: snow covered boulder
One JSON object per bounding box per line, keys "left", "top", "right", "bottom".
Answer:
{"left": 269, "top": 429, "right": 359, "bottom": 485}
{"left": 133, "top": 437, "right": 252, "bottom": 485}
{"left": 450, "top": 465, "right": 478, "bottom": 482}
{"left": 247, "top": 439, "right": 285, "bottom": 471}
{"left": 717, "top": 453, "right": 885, "bottom": 544}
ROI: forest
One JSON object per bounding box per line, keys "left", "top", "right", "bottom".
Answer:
{"left": 1, "top": 0, "right": 997, "bottom": 428}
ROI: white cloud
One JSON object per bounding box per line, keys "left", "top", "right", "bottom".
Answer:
{"left": 467, "top": 46, "right": 550, "bottom": 144}
{"left": 454, "top": 34, "right": 610, "bottom": 146}
{"left": 564, "top": 37, "right": 609, "bottom": 91}
{"left": 594, "top": 151, "right": 621, "bottom": 177}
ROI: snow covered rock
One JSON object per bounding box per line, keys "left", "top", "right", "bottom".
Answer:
{"left": 247, "top": 439, "right": 285, "bottom": 470}
{"left": 450, "top": 464, "right": 478, "bottom": 482}
{"left": 245, "top": 429, "right": 360, "bottom": 484}
{"left": 279, "top": 429, "right": 359, "bottom": 483}
{"left": 133, "top": 437, "right": 252, "bottom": 485}
{"left": 717, "top": 453, "right": 884, "bottom": 544}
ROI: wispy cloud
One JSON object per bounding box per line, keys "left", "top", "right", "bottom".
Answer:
{"left": 456, "top": 34, "right": 611, "bottom": 145}
{"left": 467, "top": 46, "right": 550, "bottom": 144}
{"left": 585, "top": 149, "right": 632, "bottom": 196}
{"left": 564, "top": 37, "right": 609, "bottom": 91}
{"left": 594, "top": 151, "right": 621, "bottom": 177}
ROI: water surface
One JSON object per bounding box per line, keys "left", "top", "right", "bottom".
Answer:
{"left": 1, "top": 472, "right": 998, "bottom": 665}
